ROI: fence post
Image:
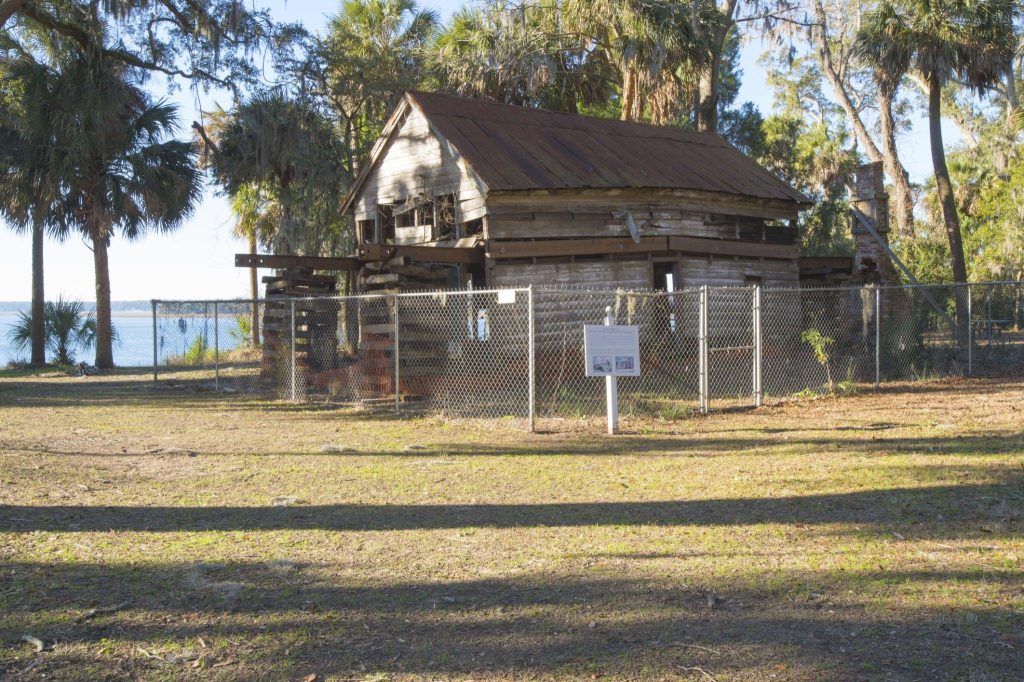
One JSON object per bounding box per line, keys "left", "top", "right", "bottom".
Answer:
{"left": 290, "top": 299, "right": 297, "bottom": 401}
{"left": 966, "top": 284, "right": 973, "bottom": 377}
{"left": 213, "top": 301, "right": 219, "bottom": 391}
{"left": 151, "top": 299, "right": 158, "bottom": 383}
{"left": 605, "top": 305, "right": 618, "bottom": 435}
{"left": 986, "top": 283, "right": 993, "bottom": 344}
{"left": 699, "top": 284, "right": 709, "bottom": 414}
{"left": 393, "top": 294, "right": 400, "bottom": 412}
{"left": 875, "top": 286, "right": 881, "bottom": 387}
{"left": 527, "top": 285, "right": 536, "bottom": 432}
{"left": 752, "top": 285, "right": 762, "bottom": 407}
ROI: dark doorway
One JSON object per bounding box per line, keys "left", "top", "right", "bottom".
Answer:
{"left": 653, "top": 261, "right": 677, "bottom": 291}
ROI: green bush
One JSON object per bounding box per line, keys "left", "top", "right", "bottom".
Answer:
{"left": 6, "top": 297, "right": 117, "bottom": 365}
{"left": 801, "top": 328, "right": 836, "bottom": 392}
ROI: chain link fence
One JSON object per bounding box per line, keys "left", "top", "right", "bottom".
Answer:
{"left": 151, "top": 281, "right": 1024, "bottom": 428}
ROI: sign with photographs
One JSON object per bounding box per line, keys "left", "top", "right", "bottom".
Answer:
{"left": 583, "top": 324, "right": 641, "bottom": 377}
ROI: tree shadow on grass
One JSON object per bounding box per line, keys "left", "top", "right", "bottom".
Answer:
{"left": 3, "top": 476, "right": 1021, "bottom": 536}
{"left": 1, "top": 562, "right": 1021, "bottom": 680}
{"left": 10, "top": 429, "right": 1023, "bottom": 459}
{"left": 3, "top": 373, "right": 1022, "bottom": 413}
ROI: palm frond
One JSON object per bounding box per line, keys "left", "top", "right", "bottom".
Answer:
{"left": 5, "top": 310, "right": 33, "bottom": 353}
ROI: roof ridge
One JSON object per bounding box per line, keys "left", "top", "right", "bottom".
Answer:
{"left": 406, "top": 89, "right": 725, "bottom": 145}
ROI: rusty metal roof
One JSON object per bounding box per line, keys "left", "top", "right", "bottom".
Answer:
{"left": 406, "top": 91, "right": 808, "bottom": 205}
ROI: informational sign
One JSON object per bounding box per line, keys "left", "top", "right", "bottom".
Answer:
{"left": 583, "top": 324, "right": 641, "bottom": 377}
{"left": 496, "top": 289, "right": 517, "bottom": 304}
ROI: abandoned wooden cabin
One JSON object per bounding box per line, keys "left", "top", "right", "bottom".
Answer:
{"left": 241, "top": 92, "right": 819, "bottom": 399}
{"left": 339, "top": 90, "right": 811, "bottom": 294}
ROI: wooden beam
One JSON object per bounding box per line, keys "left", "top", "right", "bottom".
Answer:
{"left": 488, "top": 237, "right": 668, "bottom": 259}
{"left": 486, "top": 236, "right": 798, "bottom": 260}
{"left": 235, "top": 254, "right": 361, "bottom": 271}
{"left": 486, "top": 188, "right": 806, "bottom": 220}
{"left": 358, "top": 243, "right": 484, "bottom": 264}
{"left": 668, "top": 236, "right": 798, "bottom": 260}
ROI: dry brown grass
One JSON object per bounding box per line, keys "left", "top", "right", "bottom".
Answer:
{"left": 0, "top": 369, "right": 1022, "bottom": 681}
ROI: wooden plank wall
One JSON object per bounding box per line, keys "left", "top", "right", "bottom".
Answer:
{"left": 491, "top": 260, "right": 652, "bottom": 349}
{"left": 676, "top": 256, "right": 798, "bottom": 289}
{"left": 484, "top": 192, "right": 800, "bottom": 241}
{"left": 483, "top": 190, "right": 799, "bottom": 291}
{"left": 491, "top": 260, "right": 653, "bottom": 290}
{"left": 354, "top": 108, "right": 485, "bottom": 223}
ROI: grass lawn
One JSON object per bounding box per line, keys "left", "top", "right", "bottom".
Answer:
{"left": 0, "top": 369, "right": 1022, "bottom": 680}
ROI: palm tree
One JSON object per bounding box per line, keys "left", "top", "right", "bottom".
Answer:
{"left": 50, "top": 53, "right": 201, "bottom": 368}
{"left": 230, "top": 182, "right": 279, "bottom": 347}
{"left": 198, "top": 91, "right": 344, "bottom": 257}
{"left": 323, "top": 0, "right": 438, "bottom": 170}
{"left": 0, "top": 54, "right": 67, "bottom": 366}
{"left": 563, "top": 0, "right": 716, "bottom": 123}
{"left": 7, "top": 296, "right": 111, "bottom": 366}
{"left": 857, "top": 0, "right": 1018, "bottom": 339}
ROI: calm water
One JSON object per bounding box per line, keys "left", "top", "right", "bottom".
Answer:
{"left": 0, "top": 310, "right": 244, "bottom": 367}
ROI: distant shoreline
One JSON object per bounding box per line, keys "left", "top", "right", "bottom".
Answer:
{"left": 0, "top": 301, "right": 252, "bottom": 315}
{"left": 0, "top": 310, "right": 153, "bottom": 317}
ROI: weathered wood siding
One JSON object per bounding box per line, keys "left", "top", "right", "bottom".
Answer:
{"left": 353, "top": 108, "right": 486, "bottom": 224}
{"left": 677, "top": 256, "right": 798, "bottom": 289}
{"left": 484, "top": 191, "right": 799, "bottom": 242}
{"left": 491, "top": 259, "right": 653, "bottom": 290}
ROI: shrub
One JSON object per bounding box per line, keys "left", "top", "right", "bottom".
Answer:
{"left": 801, "top": 328, "right": 836, "bottom": 392}
{"left": 6, "top": 297, "right": 117, "bottom": 365}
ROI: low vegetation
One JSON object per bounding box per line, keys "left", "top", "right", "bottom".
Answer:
{"left": 1, "top": 370, "right": 1021, "bottom": 680}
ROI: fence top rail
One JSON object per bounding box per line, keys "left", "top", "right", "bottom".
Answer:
{"left": 151, "top": 280, "right": 1024, "bottom": 307}
{"left": 153, "top": 287, "right": 533, "bottom": 306}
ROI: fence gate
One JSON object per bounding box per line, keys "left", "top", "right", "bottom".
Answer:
{"left": 699, "top": 286, "right": 759, "bottom": 412}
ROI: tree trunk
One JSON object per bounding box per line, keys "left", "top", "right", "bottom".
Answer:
{"left": 927, "top": 77, "right": 969, "bottom": 345}
{"left": 811, "top": 2, "right": 884, "bottom": 161}
{"left": 878, "top": 87, "right": 916, "bottom": 238}
{"left": 92, "top": 233, "right": 115, "bottom": 368}
{"left": 620, "top": 61, "right": 637, "bottom": 122}
{"left": 30, "top": 216, "right": 45, "bottom": 366}
{"left": 248, "top": 230, "right": 260, "bottom": 347}
{"left": 696, "top": 47, "right": 722, "bottom": 133}
{"left": 697, "top": 18, "right": 736, "bottom": 134}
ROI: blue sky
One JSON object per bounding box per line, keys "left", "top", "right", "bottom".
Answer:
{"left": 0, "top": 0, "right": 949, "bottom": 302}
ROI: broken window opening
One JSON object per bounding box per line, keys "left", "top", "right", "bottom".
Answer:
{"left": 377, "top": 204, "right": 395, "bottom": 244}
{"left": 419, "top": 199, "right": 434, "bottom": 227}
{"left": 395, "top": 202, "right": 416, "bottom": 229}
{"left": 357, "top": 219, "right": 376, "bottom": 244}
{"left": 435, "top": 194, "right": 457, "bottom": 241}
{"left": 463, "top": 218, "right": 483, "bottom": 239}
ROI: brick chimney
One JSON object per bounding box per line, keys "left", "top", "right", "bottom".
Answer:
{"left": 851, "top": 162, "right": 897, "bottom": 284}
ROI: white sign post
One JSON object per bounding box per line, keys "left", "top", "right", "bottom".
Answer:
{"left": 584, "top": 307, "right": 641, "bottom": 435}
